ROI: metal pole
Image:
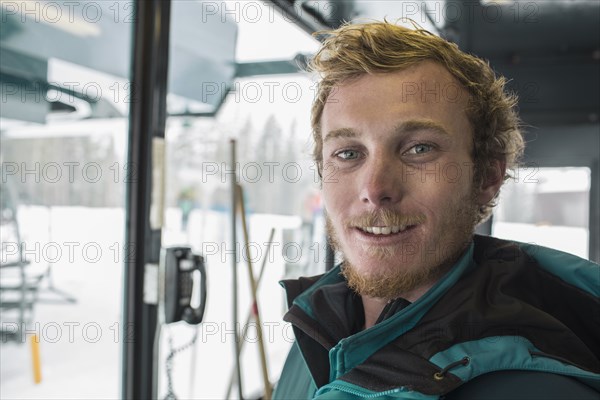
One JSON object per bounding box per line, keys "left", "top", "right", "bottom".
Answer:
{"left": 230, "top": 139, "right": 244, "bottom": 399}
{"left": 236, "top": 184, "right": 272, "bottom": 400}
{"left": 225, "top": 228, "right": 275, "bottom": 398}
{"left": 122, "top": 1, "right": 171, "bottom": 398}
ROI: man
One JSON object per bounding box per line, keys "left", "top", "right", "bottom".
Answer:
{"left": 273, "top": 21, "right": 599, "bottom": 399}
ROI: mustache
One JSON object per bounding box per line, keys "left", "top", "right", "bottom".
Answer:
{"left": 346, "top": 209, "right": 426, "bottom": 228}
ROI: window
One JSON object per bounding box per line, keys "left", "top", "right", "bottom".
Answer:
{"left": 493, "top": 166, "right": 591, "bottom": 259}
{"left": 155, "top": 2, "right": 322, "bottom": 398}
{"left": 1, "top": 1, "right": 133, "bottom": 398}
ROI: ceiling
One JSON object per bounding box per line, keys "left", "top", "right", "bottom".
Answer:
{"left": 1, "top": 0, "right": 598, "bottom": 126}
{"left": 0, "top": 1, "right": 237, "bottom": 122}
{"left": 267, "top": 0, "right": 600, "bottom": 127}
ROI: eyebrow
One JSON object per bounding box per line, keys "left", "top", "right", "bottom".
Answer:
{"left": 323, "top": 127, "right": 357, "bottom": 142}
{"left": 397, "top": 120, "right": 450, "bottom": 137}
{"left": 323, "top": 119, "right": 450, "bottom": 142}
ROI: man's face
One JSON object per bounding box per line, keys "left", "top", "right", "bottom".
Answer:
{"left": 321, "top": 61, "right": 485, "bottom": 300}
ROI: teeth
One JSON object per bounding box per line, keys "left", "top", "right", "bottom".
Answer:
{"left": 360, "top": 225, "right": 412, "bottom": 235}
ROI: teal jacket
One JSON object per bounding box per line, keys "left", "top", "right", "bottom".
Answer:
{"left": 274, "top": 235, "right": 600, "bottom": 399}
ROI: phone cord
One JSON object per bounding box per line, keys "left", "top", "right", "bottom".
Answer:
{"left": 163, "top": 328, "right": 199, "bottom": 400}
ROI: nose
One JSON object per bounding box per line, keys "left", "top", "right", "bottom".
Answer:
{"left": 359, "top": 156, "right": 402, "bottom": 207}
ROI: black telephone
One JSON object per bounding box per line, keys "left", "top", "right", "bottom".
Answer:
{"left": 159, "top": 247, "right": 207, "bottom": 325}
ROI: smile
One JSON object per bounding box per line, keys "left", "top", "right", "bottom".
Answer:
{"left": 358, "top": 225, "right": 414, "bottom": 235}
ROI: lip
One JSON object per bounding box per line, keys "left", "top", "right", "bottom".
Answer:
{"left": 350, "top": 224, "right": 419, "bottom": 245}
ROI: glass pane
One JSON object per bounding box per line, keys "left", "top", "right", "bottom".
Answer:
{"left": 1, "top": 1, "right": 132, "bottom": 398}
{"left": 156, "top": 2, "right": 321, "bottom": 398}
{"left": 492, "top": 166, "right": 591, "bottom": 259}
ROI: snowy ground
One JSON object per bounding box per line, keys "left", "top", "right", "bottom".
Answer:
{"left": 1, "top": 206, "right": 304, "bottom": 399}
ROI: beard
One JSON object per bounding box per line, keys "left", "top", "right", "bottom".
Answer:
{"left": 326, "top": 191, "right": 479, "bottom": 301}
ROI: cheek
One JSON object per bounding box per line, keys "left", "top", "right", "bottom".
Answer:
{"left": 404, "top": 174, "right": 471, "bottom": 215}
{"left": 322, "top": 181, "right": 352, "bottom": 215}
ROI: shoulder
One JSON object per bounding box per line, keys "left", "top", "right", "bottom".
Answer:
{"left": 445, "top": 370, "right": 599, "bottom": 400}
{"left": 472, "top": 234, "right": 599, "bottom": 296}
{"left": 273, "top": 343, "right": 317, "bottom": 400}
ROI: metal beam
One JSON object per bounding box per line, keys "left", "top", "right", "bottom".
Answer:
{"left": 122, "top": 1, "right": 171, "bottom": 399}
{"left": 235, "top": 56, "right": 307, "bottom": 78}
{"left": 589, "top": 160, "right": 599, "bottom": 263}
{"left": 267, "top": 0, "right": 330, "bottom": 39}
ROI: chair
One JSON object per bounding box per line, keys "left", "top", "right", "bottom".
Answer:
{"left": 0, "top": 180, "right": 45, "bottom": 343}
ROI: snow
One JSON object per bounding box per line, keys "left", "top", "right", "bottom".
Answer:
{"left": 1, "top": 206, "right": 298, "bottom": 399}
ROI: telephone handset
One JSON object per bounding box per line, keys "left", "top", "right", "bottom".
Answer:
{"left": 159, "top": 247, "right": 207, "bottom": 325}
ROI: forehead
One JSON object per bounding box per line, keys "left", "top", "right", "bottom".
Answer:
{"left": 321, "top": 61, "right": 472, "bottom": 141}
{"left": 325, "top": 61, "right": 470, "bottom": 111}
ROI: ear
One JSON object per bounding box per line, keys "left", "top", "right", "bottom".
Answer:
{"left": 477, "top": 159, "right": 506, "bottom": 205}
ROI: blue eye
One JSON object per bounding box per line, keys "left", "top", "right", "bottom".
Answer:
{"left": 408, "top": 144, "right": 433, "bottom": 155}
{"left": 336, "top": 150, "right": 360, "bottom": 160}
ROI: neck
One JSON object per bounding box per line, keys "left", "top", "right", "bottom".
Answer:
{"left": 362, "top": 281, "right": 436, "bottom": 329}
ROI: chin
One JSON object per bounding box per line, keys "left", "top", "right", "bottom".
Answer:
{"left": 341, "top": 256, "right": 438, "bottom": 300}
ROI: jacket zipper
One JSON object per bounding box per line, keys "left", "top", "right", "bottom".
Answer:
{"left": 315, "top": 383, "right": 404, "bottom": 398}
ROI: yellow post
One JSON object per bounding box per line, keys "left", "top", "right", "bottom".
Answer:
{"left": 30, "top": 334, "right": 42, "bottom": 384}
